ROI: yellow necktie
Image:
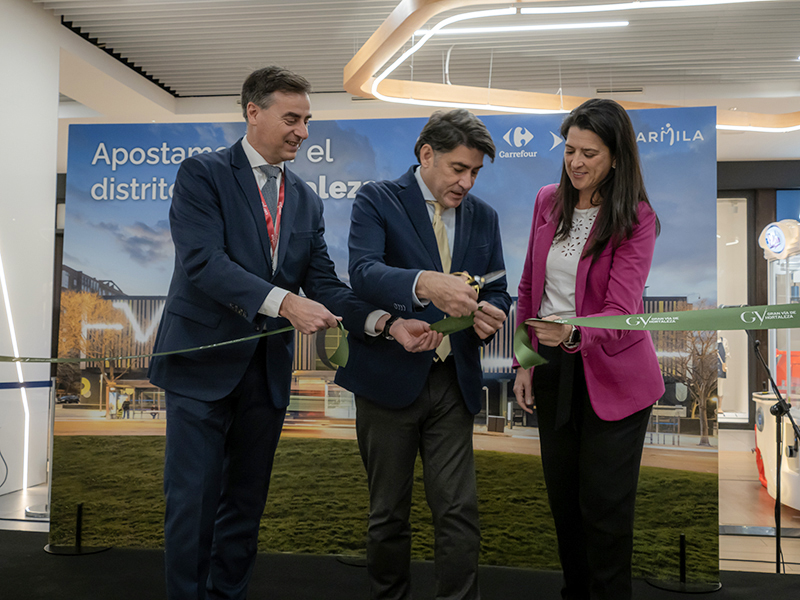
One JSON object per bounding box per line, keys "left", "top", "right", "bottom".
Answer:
{"left": 428, "top": 201, "right": 451, "bottom": 361}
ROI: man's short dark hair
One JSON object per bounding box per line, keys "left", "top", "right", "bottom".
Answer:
{"left": 240, "top": 66, "right": 312, "bottom": 119}
{"left": 414, "top": 109, "right": 496, "bottom": 162}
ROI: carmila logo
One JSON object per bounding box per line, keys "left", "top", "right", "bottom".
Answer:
{"left": 636, "top": 123, "right": 705, "bottom": 146}
{"left": 499, "top": 126, "right": 538, "bottom": 159}
{"left": 503, "top": 127, "right": 534, "bottom": 148}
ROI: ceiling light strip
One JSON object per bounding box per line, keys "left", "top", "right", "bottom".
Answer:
{"left": 371, "top": 93, "right": 567, "bottom": 115}
{"left": 373, "top": 7, "right": 622, "bottom": 114}
{"left": 717, "top": 123, "right": 800, "bottom": 133}
{"left": 374, "top": 7, "right": 515, "bottom": 92}
{"left": 520, "top": 0, "right": 782, "bottom": 15}
{"left": 0, "top": 248, "right": 30, "bottom": 491}
{"left": 416, "top": 21, "right": 629, "bottom": 35}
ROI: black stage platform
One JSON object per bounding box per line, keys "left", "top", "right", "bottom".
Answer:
{"left": 2, "top": 530, "right": 798, "bottom": 599}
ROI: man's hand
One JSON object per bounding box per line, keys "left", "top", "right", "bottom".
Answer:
{"left": 513, "top": 367, "right": 534, "bottom": 414}
{"left": 416, "top": 271, "right": 478, "bottom": 317}
{"left": 390, "top": 318, "right": 443, "bottom": 353}
{"left": 472, "top": 301, "right": 506, "bottom": 340}
{"left": 278, "top": 293, "right": 341, "bottom": 335}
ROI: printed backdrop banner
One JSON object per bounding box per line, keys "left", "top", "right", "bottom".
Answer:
{"left": 58, "top": 108, "right": 719, "bottom": 567}
{"left": 64, "top": 108, "right": 717, "bottom": 302}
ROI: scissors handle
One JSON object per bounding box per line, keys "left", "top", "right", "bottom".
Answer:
{"left": 452, "top": 271, "right": 480, "bottom": 293}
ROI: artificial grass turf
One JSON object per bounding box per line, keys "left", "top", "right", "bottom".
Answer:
{"left": 49, "top": 436, "right": 719, "bottom": 582}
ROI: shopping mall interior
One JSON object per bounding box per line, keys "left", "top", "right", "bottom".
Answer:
{"left": 2, "top": 0, "right": 800, "bottom": 598}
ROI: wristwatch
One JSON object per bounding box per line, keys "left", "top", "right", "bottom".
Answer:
{"left": 381, "top": 315, "right": 400, "bottom": 340}
{"left": 564, "top": 325, "right": 581, "bottom": 348}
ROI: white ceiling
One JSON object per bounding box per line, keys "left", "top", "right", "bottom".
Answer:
{"left": 36, "top": 0, "right": 800, "bottom": 99}
{"left": 37, "top": 0, "right": 402, "bottom": 97}
{"left": 34, "top": 0, "right": 800, "bottom": 161}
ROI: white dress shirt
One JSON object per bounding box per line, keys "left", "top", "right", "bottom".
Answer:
{"left": 412, "top": 166, "right": 456, "bottom": 307}
{"left": 242, "top": 135, "right": 290, "bottom": 318}
{"left": 243, "top": 135, "right": 383, "bottom": 335}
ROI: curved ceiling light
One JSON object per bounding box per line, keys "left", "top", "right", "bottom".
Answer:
{"left": 345, "top": 0, "right": 800, "bottom": 133}
{"left": 372, "top": 7, "right": 628, "bottom": 114}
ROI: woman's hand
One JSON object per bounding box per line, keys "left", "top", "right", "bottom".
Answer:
{"left": 513, "top": 367, "right": 534, "bottom": 414}
{"left": 528, "top": 314, "right": 572, "bottom": 347}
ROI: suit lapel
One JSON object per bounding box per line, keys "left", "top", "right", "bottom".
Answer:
{"left": 450, "top": 198, "right": 472, "bottom": 274}
{"left": 231, "top": 141, "right": 273, "bottom": 271}
{"left": 275, "top": 167, "right": 299, "bottom": 274}
{"left": 398, "top": 169, "right": 441, "bottom": 271}
{"left": 531, "top": 206, "right": 558, "bottom": 311}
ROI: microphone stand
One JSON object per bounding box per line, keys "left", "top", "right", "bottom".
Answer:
{"left": 747, "top": 331, "right": 800, "bottom": 573}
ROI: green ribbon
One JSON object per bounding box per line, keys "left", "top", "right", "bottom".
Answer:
{"left": 514, "top": 324, "right": 549, "bottom": 369}
{"left": 429, "top": 314, "right": 475, "bottom": 335}
{"left": 557, "top": 303, "right": 800, "bottom": 331}
{"left": 427, "top": 310, "right": 552, "bottom": 370}
{"left": 0, "top": 322, "right": 349, "bottom": 367}
{"left": 514, "top": 303, "right": 800, "bottom": 370}
{"left": 327, "top": 322, "right": 349, "bottom": 367}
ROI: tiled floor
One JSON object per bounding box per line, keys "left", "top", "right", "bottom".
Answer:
{"left": 0, "top": 483, "right": 49, "bottom": 532}
{"left": 718, "top": 428, "right": 800, "bottom": 573}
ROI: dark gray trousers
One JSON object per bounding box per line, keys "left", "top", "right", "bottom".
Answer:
{"left": 355, "top": 358, "right": 480, "bottom": 600}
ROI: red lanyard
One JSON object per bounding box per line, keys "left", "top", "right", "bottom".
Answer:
{"left": 258, "top": 175, "right": 285, "bottom": 253}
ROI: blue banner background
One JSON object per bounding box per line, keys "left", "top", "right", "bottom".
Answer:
{"left": 65, "top": 107, "right": 716, "bottom": 302}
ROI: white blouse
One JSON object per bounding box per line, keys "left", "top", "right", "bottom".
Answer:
{"left": 539, "top": 206, "right": 600, "bottom": 319}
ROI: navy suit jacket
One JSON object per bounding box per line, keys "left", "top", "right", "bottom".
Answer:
{"left": 149, "top": 139, "right": 372, "bottom": 407}
{"left": 335, "top": 166, "right": 511, "bottom": 414}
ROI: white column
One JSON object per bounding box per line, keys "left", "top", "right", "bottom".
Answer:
{"left": 0, "top": 0, "right": 62, "bottom": 494}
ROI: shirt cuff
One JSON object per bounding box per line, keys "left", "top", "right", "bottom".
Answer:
{"left": 259, "top": 287, "right": 290, "bottom": 318}
{"left": 412, "top": 270, "right": 429, "bottom": 308}
{"left": 366, "top": 310, "right": 390, "bottom": 337}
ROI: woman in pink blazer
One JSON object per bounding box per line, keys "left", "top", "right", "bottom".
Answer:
{"left": 513, "top": 99, "right": 664, "bottom": 600}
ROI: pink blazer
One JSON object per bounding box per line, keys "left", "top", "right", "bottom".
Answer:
{"left": 516, "top": 184, "right": 665, "bottom": 421}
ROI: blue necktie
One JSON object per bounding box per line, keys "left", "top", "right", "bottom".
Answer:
{"left": 258, "top": 164, "right": 281, "bottom": 220}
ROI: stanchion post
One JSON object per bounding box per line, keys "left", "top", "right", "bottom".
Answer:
{"left": 44, "top": 502, "right": 111, "bottom": 556}
{"left": 679, "top": 533, "right": 686, "bottom": 584}
{"left": 645, "top": 533, "right": 721, "bottom": 593}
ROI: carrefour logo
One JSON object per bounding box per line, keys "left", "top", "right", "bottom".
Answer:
{"left": 499, "top": 126, "right": 537, "bottom": 159}
{"left": 503, "top": 127, "right": 534, "bottom": 148}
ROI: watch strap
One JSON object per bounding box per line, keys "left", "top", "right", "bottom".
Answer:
{"left": 381, "top": 315, "right": 400, "bottom": 340}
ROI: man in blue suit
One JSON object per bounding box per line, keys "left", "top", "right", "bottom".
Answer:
{"left": 336, "top": 110, "right": 511, "bottom": 600}
{"left": 149, "top": 67, "right": 434, "bottom": 600}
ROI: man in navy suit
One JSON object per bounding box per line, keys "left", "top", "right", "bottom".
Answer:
{"left": 149, "top": 66, "right": 436, "bottom": 600}
{"left": 336, "top": 110, "right": 511, "bottom": 600}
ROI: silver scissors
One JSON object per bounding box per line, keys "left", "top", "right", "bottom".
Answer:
{"left": 454, "top": 269, "right": 506, "bottom": 293}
